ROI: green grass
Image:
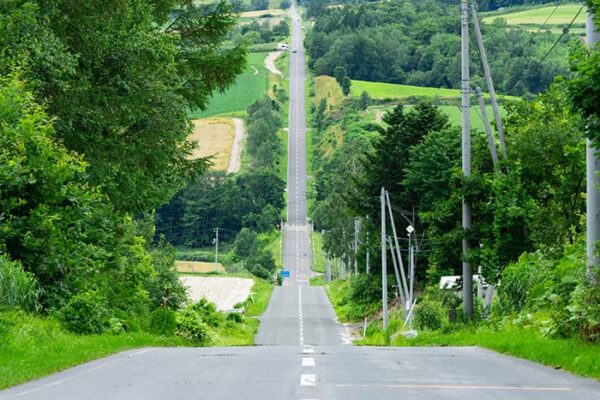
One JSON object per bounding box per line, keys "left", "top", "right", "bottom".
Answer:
{"left": 358, "top": 326, "right": 600, "bottom": 380}
{"left": 309, "top": 275, "right": 324, "bottom": 286}
{"left": 352, "top": 80, "right": 519, "bottom": 102}
{"left": 482, "top": 3, "right": 585, "bottom": 28}
{"left": 311, "top": 230, "right": 325, "bottom": 273}
{"left": 213, "top": 275, "right": 274, "bottom": 345}
{"left": 325, "top": 278, "right": 380, "bottom": 323}
{"left": 189, "top": 52, "right": 269, "bottom": 118}
{"left": 0, "top": 311, "right": 190, "bottom": 389}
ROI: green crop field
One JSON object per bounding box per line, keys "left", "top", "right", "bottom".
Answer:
{"left": 189, "top": 52, "right": 269, "bottom": 118}
{"left": 351, "top": 80, "right": 463, "bottom": 99}
{"left": 351, "top": 80, "right": 519, "bottom": 102}
{"left": 482, "top": 3, "right": 586, "bottom": 34}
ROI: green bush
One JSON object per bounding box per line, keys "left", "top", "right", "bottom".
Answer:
{"left": 0, "top": 255, "right": 39, "bottom": 312}
{"left": 175, "top": 308, "right": 213, "bottom": 345}
{"left": 146, "top": 241, "right": 188, "bottom": 310}
{"left": 496, "top": 252, "right": 552, "bottom": 313}
{"left": 189, "top": 298, "right": 222, "bottom": 327}
{"left": 58, "top": 291, "right": 121, "bottom": 334}
{"left": 349, "top": 274, "right": 381, "bottom": 305}
{"left": 413, "top": 299, "right": 447, "bottom": 331}
{"left": 149, "top": 308, "right": 177, "bottom": 336}
{"left": 226, "top": 312, "right": 244, "bottom": 324}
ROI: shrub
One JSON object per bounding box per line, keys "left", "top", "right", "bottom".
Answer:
{"left": 0, "top": 255, "right": 39, "bottom": 312}
{"left": 189, "top": 298, "right": 222, "bottom": 327}
{"left": 58, "top": 291, "right": 121, "bottom": 334}
{"left": 226, "top": 312, "right": 244, "bottom": 324}
{"left": 413, "top": 299, "right": 447, "bottom": 331}
{"left": 175, "top": 308, "right": 213, "bottom": 345}
{"left": 146, "top": 241, "right": 188, "bottom": 310}
{"left": 496, "top": 252, "right": 552, "bottom": 313}
{"left": 150, "top": 308, "right": 177, "bottom": 336}
{"left": 349, "top": 274, "right": 381, "bottom": 305}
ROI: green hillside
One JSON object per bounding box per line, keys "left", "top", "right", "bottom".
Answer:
{"left": 482, "top": 3, "right": 586, "bottom": 34}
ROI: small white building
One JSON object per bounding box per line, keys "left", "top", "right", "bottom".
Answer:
{"left": 277, "top": 42, "right": 289, "bottom": 51}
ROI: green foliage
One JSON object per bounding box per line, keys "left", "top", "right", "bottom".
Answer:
{"left": 306, "top": 0, "right": 571, "bottom": 96}
{"left": 413, "top": 299, "right": 447, "bottom": 331}
{"left": 0, "top": 309, "right": 189, "bottom": 389}
{"left": 189, "top": 298, "right": 222, "bottom": 328}
{"left": 495, "top": 252, "right": 551, "bottom": 313}
{"left": 149, "top": 308, "right": 177, "bottom": 336}
{"left": 175, "top": 308, "right": 213, "bottom": 345}
{"left": 146, "top": 240, "right": 188, "bottom": 310}
{"left": 58, "top": 291, "right": 120, "bottom": 335}
{"left": 0, "top": 254, "right": 39, "bottom": 312}
{"left": 226, "top": 312, "right": 244, "bottom": 323}
{"left": 0, "top": 0, "right": 246, "bottom": 213}
{"left": 348, "top": 274, "right": 381, "bottom": 306}
{"left": 234, "top": 228, "right": 260, "bottom": 259}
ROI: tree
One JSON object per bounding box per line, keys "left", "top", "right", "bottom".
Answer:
{"left": 250, "top": 0, "right": 269, "bottom": 10}
{"left": 0, "top": 0, "right": 246, "bottom": 213}
{"left": 340, "top": 77, "right": 352, "bottom": 96}
{"left": 358, "top": 91, "right": 370, "bottom": 110}
{"left": 0, "top": 74, "right": 175, "bottom": 313}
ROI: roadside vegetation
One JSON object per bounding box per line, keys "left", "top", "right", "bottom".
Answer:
{"left": 304, "top": 0, "right": 600, "bottom": 380}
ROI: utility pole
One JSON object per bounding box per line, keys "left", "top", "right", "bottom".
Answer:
{"left": 354, "top": 217, "right": 360, "bottom": 274}
{"left": 470, "top": 4, "right": 507, "bottom": 157}
{"left": 587, "top": 9, "right": 600, "bottom": 278}
{"left": 381, "top": 187, "right": 388, "bottom": 330}
{"left": 280, "top": 219, "right": 284, "bottom": 269}
{"left": 366, "top": 230, "right": 370, "bottom": 274}
{"left": 214, "top": 227, "right": 219, "bottom": 272}
{"left": 475, "top": 87, "right": 500, "bottom": 171}
{"left": 461, "top": 0, "right": 474, "bottom": 318}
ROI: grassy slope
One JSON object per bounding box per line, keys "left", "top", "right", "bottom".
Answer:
{"left": 0, "top": 312, "right": 190, "bottom": 389}
{"left": 357, "top": 326, "right": 600, "bottom": 380}
{"left": 314, "top": 75, "right": 344, "bottom": 106}
{"left": 482, "top": 3, "right": 585, "bottom": 28}
{"left": 0, "top": 273, "right": 274, "bottom": 389}
{"left": 189, "top": 52, "right": 269, "bottom": 118}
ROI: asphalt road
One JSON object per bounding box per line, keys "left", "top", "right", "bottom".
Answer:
{"left": 1, "top": 4, "right": 599, "bottom": 400}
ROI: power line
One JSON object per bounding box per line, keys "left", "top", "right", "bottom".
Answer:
{"left": 495, "top": 4, "right": 584, "bottom": 101}
{"left": 518, "top": 1, "right": 564, "bottom": 54}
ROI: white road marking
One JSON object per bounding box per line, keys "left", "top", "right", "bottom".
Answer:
{"left": 302, "top": 357, "right": 315, "bottom": 367}
{"left": 301, "top": 374, "right": 317, "bottom": 386}
{"left": 303, "top": 347, "right": 314, "bottom": 354}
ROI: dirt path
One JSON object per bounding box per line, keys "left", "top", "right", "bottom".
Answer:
{"left": 265, "top": 51, "right": 283, "bottom": 77}
{"left": 227, "top": 118, "right": 245, "bottom": 173}
{"left": 179, "top": 276, "right": 254, "bottom": 311}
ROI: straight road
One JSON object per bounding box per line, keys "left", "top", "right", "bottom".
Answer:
{"left": 255, "top": 3, "right": 344, "bottom": 346}
{"left": 1, "top": 3, "right": 599, "bottom": 400}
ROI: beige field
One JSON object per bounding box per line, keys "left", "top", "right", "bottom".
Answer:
{"left": 189, "top": 118, "right": 236, "bottom": 170}
{"left": 240, "top": 9, "right": 285, "bottom": 18}
{"left": 175, "top": 260, "right": 226, "bottom": 273}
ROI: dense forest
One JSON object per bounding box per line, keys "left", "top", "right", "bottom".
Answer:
{"left": 305, "top": 0, "right": 574, "bottom": 96}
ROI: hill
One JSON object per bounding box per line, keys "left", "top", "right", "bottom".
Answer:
{"left": 482, "top": 3, "right": 586, "bottom": 34}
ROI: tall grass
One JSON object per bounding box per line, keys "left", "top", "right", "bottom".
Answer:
{"left": 0, "top": 256, "right": 39, "bottom": 312}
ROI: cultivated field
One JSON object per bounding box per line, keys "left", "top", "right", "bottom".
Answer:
{"left": 175, "top": 260, "right": 226, "bottom": 273}
{"left": 482, "top": 3, "right": 586, "bottom": 34}
{"left": 189, "top": 52, "right": 269, "bottom": 118}
{"left": 351, "top": 79, "right": 519, "bottom": 102}
{"left": 188, "top": 118, "right": 236, "bottom": 170}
